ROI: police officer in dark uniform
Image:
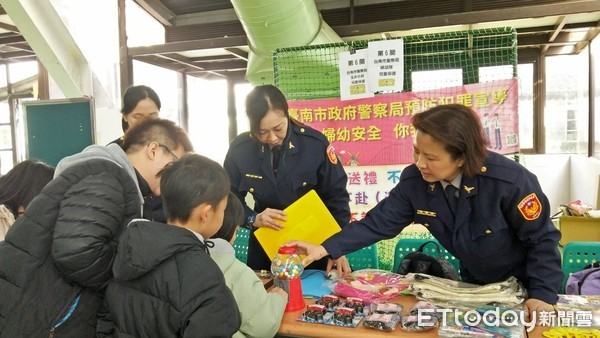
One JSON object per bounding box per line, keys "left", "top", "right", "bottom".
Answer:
{"left": 224, "top": 84, "right": 350, "bottom": 272}
{"left": 288, "top": 104, "right": 563, "bottom": 319}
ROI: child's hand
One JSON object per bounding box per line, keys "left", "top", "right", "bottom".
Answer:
{"left": 270, "top": 286, "right": 288, "bottom": 299}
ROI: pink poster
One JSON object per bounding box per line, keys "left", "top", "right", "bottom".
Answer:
{"left": 288, "top": 79, "right": 519, "bottom": 166}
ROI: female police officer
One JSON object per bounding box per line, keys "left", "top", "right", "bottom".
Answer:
{"left": 288, "top": 104, "right": 562, "bottom": 317}
{"left": 224, "top": 85, "right": 351, "bottom": 272}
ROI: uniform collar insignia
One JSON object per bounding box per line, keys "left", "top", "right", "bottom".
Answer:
{"left": 289, "top": 141, "right": 295, "bottom": 149}
{"left": 261, "top": 145, "right": 265, "bottom": 153}
{"left": 429, "top": 184, "right": 436, "bottom": 192}
{"left": 463, "top": 185, "right": 475, "bottom": 194}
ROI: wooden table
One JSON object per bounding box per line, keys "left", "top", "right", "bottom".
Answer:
{"left": 276, "top": 295, "right": 550, "bottom": 338}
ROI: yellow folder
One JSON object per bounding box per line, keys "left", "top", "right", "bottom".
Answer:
{"left": 254, "top": 190, "right": 342, "bottom": 261}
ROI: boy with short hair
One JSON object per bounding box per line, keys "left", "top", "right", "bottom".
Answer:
{"left": 210, "top": 193, "right": 288, "bottom": 338}
{"left": 105, "top": 154, "right": 241, "bottom": 337}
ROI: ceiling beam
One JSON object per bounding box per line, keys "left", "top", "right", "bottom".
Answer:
{"left": 542, "top": 15, "right": 568, "bottom": 55}
{"left": 517, "top": 31, "right": 588, "bottom": 47}
{"left": 0, "top": 22, "right": 18, "bottom": 32}
{"left": 0, "top": 35, "right": 26, "bottom": 44}
{"left": 132, "top": 0, "right": 175, "bottom": 26}
{"left": 332, "top": 0, "right": 600, "bottom": 37}
{"left": 194, "top": 60, "right": 247, "bottom": 72}
{"left": 129, "top": 36, "right": 247, "bottom": 56}
{"left": 224, "top": 48, "right": 248, "bottom": 61}
{"left": 574, "top": 20, "right": 600, "bottom": 53}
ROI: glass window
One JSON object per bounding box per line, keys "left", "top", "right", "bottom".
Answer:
{"left": 411, "top": 69, "right": 462, "bottom": 91}
{"left": 186, "top": 77, "right": 229, "bottom": 164}
{"left": 126, "top": 0, "right": 165, "bottom": 47}
{"left": 545, "top": 51, "right": 589, "bottom": 154}
{"left": 132, "top": 61, "right": 180, "bottom": 125}
{"left": 517, "top": 63, "right": 534, "bottom": 149}
{"left": 8, "top": 61, "right": 37, "bottom": 84}
{"left": 594, "top": 37, "right": 600, "bottom": 158}
{"left": 235, "top": 82, "right": 253, "bottom": 134}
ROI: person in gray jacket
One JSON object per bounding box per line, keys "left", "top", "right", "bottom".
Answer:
{"left": 0, "top": 118, "right": 192, "bottom": 337}
{"left": 210, "top": 192, "right": 288, "bottom": 338}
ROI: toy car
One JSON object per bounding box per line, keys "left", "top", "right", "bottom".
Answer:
{"left": 302, "top": 304, "right": 327, "bottom": 322}
{"left": 333, "top": 306, "right": 356, "bottom": 325}
{"left": 315, "top": 295, "right": 339, "bottom": 310}
{"left": 344, "top": 297, "right": 365, "bottom": 314}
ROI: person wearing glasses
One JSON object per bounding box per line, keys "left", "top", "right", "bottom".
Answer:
{"left": 109, "top": 85, "right": 168, "bottom": 222}
{"left": 0, "top": 118, "right": 193, "bottom": 337}
{"left": 288, "top": 104, "right": 562, "bottom": 321}
{"left": 0, "top": 159, "right": 54, "bottom": 241}
{"left": 224, "top": 85, "right": 351, "bottom": 273}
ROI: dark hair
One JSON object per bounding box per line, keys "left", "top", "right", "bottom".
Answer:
{"left": 212, "top": 192, "right": 244, "bottom": 242}
{"left": 122, "top": 118, "right": 193, "bottom": 154}
{"left": 121, "top": 85, "right": 161, "bottom": 132}
{"left": 0, "top": 159, "right": 54, "bottom": 217}
{"left": 160, "top": 154, "right": 230, "bottom": 223}
{"left": 245, "top": 84, "right": 289, "bottom": 135}
{"left": 411, "top": 104, "right": 488, "bottom": 177}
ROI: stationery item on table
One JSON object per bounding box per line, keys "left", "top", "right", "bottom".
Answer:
{"left": 300, "top": 269, "right": 331, "bottom": 298}
{"left": 372, "top": 302, "right": 404, "bottom": 314}
{"left": 400, "top": 314, "right": 438, "bottom": 332}
{"left": 410, "top": 273, "right": 526, "bottom": 307}
{"left": 363, "top": 313, "right": 402, "bottom": 331}
{"left": 332, "top": 269, "right": 411, "bottom": 302}
{"left": 408, "top": 300, "right": 437, "bottom": 315}
{"left": 255, "top": 190, "right": 341, "bottom": 260}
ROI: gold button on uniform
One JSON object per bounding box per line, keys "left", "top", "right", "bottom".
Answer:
{"left": 481, "top": 166, "right": 487, "bottom": 173}
{"left": 423, "top": 223, "right": 430, "bottom": 227}
{"left": 302, "top": 182, "right": 307, "bottom": 187}
{"left": 249, "top": 188, "right": 254, "bottom": 193}
{"left": 300, "top": 128, "right": 305, "bottom": 133}
{"left": 485, "top": 229, "right": 492, "bottom": 234}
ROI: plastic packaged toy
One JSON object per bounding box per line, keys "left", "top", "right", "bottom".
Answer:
{"left": 301, "top": 304, "right": 330, "bottom": 323}
{"left": 363, "top": 313, "right": 402, "bottom": 331}
{"left": 400, "top": 314, "right": 438, "bottom": 332}
{"left": 333, "top": 269, "right": 411, "bottom": 302}
{"left": 315, "top": 295, "right": 339, "bottom": 311}
{"left": 343, "top": 297, "right": 367, "bottom": 315}
{"left": 372, "top": 302, "right": 403, "bottom": 314}
{"left": 332, "top": 307, "right": 358, "bottom": 326}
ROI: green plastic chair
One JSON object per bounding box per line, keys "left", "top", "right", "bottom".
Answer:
{"left": 233, "top": 227, "right": 250, "bottom": 264}
{"left": 561, "top": 241, "right": 600, "bottom": 292}
{"left": 392, "top": 238, "right": 460, "bottom": 275}
{"left": 347, "top": 244, "right": 379, "bottom": 270}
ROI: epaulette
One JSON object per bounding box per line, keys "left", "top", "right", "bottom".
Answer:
{"left": 477, "top": 156, "right": 522, "bottom": 184}
{"left": 291, "top": 123, "right": 328, "bottom": 144}
{"left": 228, "top": 131, "right": 254, "bottom": 149}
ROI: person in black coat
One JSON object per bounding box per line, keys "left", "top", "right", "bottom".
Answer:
{"left": 109, "top": 85, "right": 166, "bottom": 223}
{"left": 288, "top": 104, "right": 562, "bottom": 320}
{"left": 224, "top": 84, "right": 351, "bottom": 273}
{"left": 105, "top": 154, "right": 240, "bottom": 337}
{"left": 0, "top": 119, "right": 192, "bottom": 337}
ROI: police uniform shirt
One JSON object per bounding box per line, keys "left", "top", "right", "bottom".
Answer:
{"left": 224, "top": 121, "right": 350, "bottom": 269}
{"left": 322, "top": 151, "right": 563, "bottom": 304}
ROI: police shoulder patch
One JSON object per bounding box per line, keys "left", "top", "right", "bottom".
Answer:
{"left": 326, "top": 144, "right": 338, "bottom": 164}
{"left": 517, "top": 193, "right": 542, "bottom": 221}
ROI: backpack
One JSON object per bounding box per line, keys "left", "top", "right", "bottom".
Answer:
{"left": 566, "top": 262, "right": 600, "bottom": 295}
{"left": 397, "top": 241, "right": 459, "bottom": 280}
